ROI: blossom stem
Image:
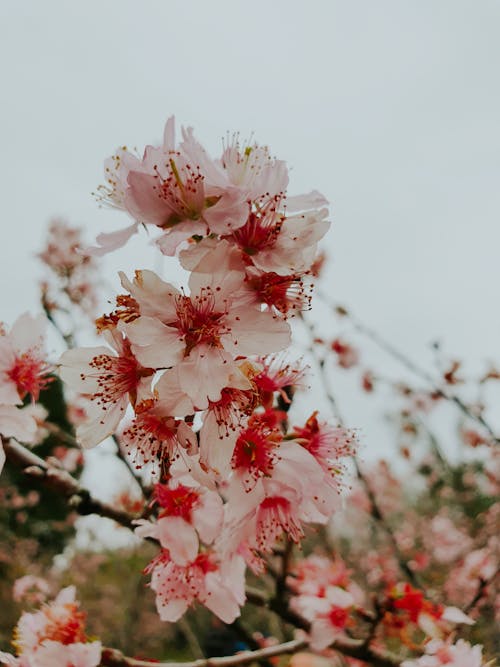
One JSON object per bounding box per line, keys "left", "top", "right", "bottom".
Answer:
{"left": 100, "top": 635, "right": 401, "bottom": 667}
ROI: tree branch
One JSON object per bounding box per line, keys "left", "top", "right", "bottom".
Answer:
{"left": 2, "top": 437, "right": 138, "bottom": 531}
{"left": 464, "top": 567, "right": 500, "bottom": 614}
{"left": 299, "top": 313, "right": 421, "bottom": 588}
{"left": 100, "top": 639, "right": 308, "bottom": 667}
{"left": 100, "top": 631, "right": 402, "bottom": 667}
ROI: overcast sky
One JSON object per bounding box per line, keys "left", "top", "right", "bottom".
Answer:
{"left": 2, "top": 1, "right": 500, "bottom": 467}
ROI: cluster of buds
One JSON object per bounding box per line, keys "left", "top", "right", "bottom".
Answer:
{"left": 39, "top": 219, "right": 99, "bottom": 317}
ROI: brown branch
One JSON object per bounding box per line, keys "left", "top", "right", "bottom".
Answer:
{"left": 43, "top": 420, "right": 79, "bottom": 448}
{"left": 246, "top": 576, "right": 400, "bottom": 666}
{"left": 2, "top": 437, "right": 138, "bottom": 530}
{"left": 464, "top": 567, "right": 500, "bottom": 614}
{"left": 100, "top": 639, "right": 308, "bottom": 667}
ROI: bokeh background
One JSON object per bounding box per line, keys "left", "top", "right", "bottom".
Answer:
{"left": 1, "top": 0, "right": 500, "bottom": 461}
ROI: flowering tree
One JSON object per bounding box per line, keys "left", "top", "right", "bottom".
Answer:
{"left": 0, "top": 117, "right": 497, "bottom": 667}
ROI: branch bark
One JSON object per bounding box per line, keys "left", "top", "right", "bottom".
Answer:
{"left": 2, "top": 437, "right": 138, "bottom": 530}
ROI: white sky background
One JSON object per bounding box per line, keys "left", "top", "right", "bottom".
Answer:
{"left": 2, "top": 0, "right": 500, "bottom": 482}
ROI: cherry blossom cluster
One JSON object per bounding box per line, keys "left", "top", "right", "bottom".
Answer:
{"left": 38, "top": 218, "right": 99, "bottom": 317}
{"left": 286, "top": 556, "right": 475, "bottom": 655}
{"left": 0, "top": 586, "right": 101, "bottom": 667}
{"left": 288, "top": 554, "right": 365, "bottom": 650}
{"left": 58, "top": 116, "right": 356, "bottom": 625}
{"left": 1, "top": 116, "right": 495, "bottom": 666}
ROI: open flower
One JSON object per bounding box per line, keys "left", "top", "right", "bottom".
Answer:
{"left": 0, "top": 587, "right": 101, "bottom": 667}
{"left": 136, "top": 475, "right": 223, "bottom": 565}
{"left": 91, "top": 117, "right": 250, "bottom": 256}
{"left": 145, "top": 549, "right": 245, "bottom": 624}
{"left": 59, "top": 329, "right": 153, "bottom": 448}
{"left": 0, "top": 313, "right": 51, "bottom": 405}
{"left": 402, "top": 639, "right": 485, "bottom": 667}
{"left": 121, "top": 255, "right": 290, "bottom": 409}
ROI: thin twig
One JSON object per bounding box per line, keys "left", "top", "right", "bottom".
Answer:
{"left": 43, "top": 421, "right": 79, "bottom": 448}
{"left": 100, "top": 632, "right": 401, "bottom": 667}
{"left": 100, "top": 639, "right": 307, "bottom": 667}
{"left": 178, "top": 617, "right": 205, "bottom": 660}
{"left": 299, "top": 313, "right": 421, "bottom": 588}
{"left": 42, "top": 295, "right": 76, "bottom": 349}
{"left": 321, "top": 295, "right": 499, "bottom": 444}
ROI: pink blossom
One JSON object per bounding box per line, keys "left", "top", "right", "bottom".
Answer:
{"left": 1, "top": 586, "right": 101, "bottom": 667}
{"left": 230, "top": 410, "right": 284, "bottom": 492}
{"left": 92, "top": 117, "right": 250, "bottom": 256}
{"left": 0, "top": 314, "right": 51, "bottom": 457}
{"left": 222, "top": 439, "right": 340, "bottom": 561}
{"left": 179, "top": 200, "right": 329, "bottom": 281}
{"left": 292, "top": 412, "right": 355, "bottom": 489}
{"left": 146, "top": 549, "right": 245, "bottom": 623}
{"left": 331, "top": 338, "right": 360, "bottom": 369}
{"left": 136, "top": 476, "right": 223, "bottom": 565}
{"left": 401, "top": 639, "right": 485, "bottom": 667}
{"left": 0, "top": 314, "right": 51, "bottom": 405}
{"left": 0, "top": 642, "right": 101, "bottom": 667}
{"left": 198, "top": 377, "right": 256, "bottom": 477}
{"left": 307, "top": 586, "right": 356, "bottom": 651}
{"left": 120, "top": 394, "right": 197, "bottom": 474}
{"left": 227, "top": 202, "right": 330, "bottom": 276}
{"left": 218, "top": 135, "right": 289, "bottom": 201}
{"left": 59, "top": 330, "right": 153, "bottom": 448}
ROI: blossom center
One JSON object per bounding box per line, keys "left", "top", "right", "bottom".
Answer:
{"left": 155, "top": 483, "right": 200, "bottom": 522}
{"left": 173, "top": 290, "right": 228, "bottom": 355}
{"left": 7, "top": 352, "right": 51, "bottom": 401}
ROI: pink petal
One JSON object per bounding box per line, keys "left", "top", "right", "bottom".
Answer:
{"left": 202, "top": 572, "right": 241, "bottom": 623}
{"left": 125, "top": 317, "right": 184, "bottom": 368}
{"left": 192, "top": 491, "right": 224, "bottom": 544}
{"left": 202, "top": 187, "right": 248, "bottom": 234}
{"left": 125, "top": 171, "right": 174, "bottom": 226}
{"left": 155, "top": 221, "right": 207, "bottom": 256}
{"left": 86, "top": 222, "right": 139, "bottom": 256}
{"left": 285, "top": 189, "right": 329, "bottom": 212}
{"left": 156, "top": 516, "right": 199, "bottom": 565}
{"left": 76, "top": 399, "right": 126, "bottom": 449}
{"left": 442, "top": 606, "right": 475, "bottom": 625}
{"left": 0, "top": 404, "right": 37, "bottom": 444}
{"left": 156, "top": 596, "right": 190, "bottom": 623}
{"left": 224, "top": 309, "right": 291, "bottom": 356}
{"left": 119, "top": 270, "right": 180, "bottom": 321}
